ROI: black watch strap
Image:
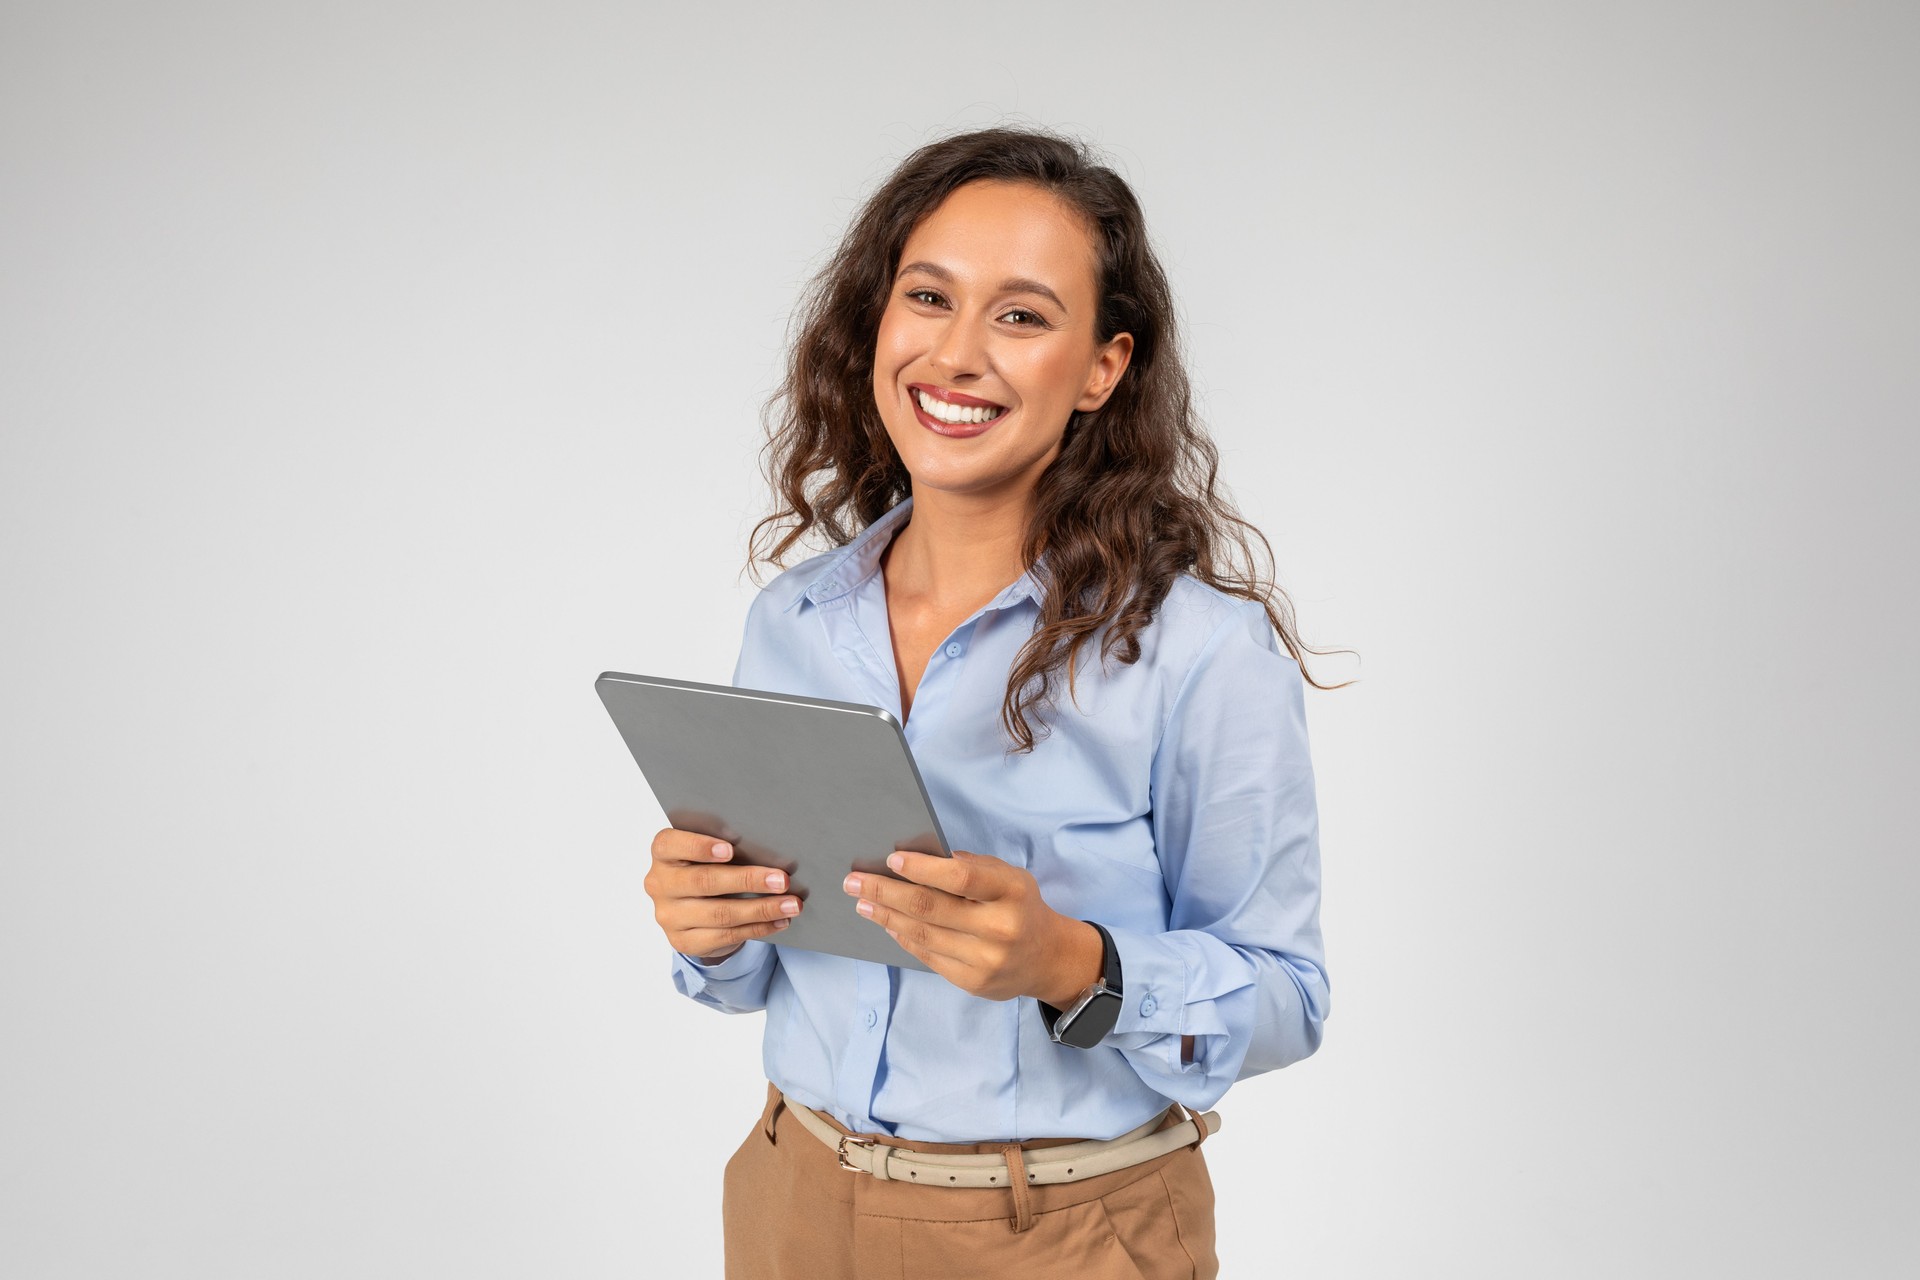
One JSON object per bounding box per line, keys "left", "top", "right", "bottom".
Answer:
{"left": 1039, "top": 921, "right": 1123, "bottom": 1037}
{"left": 1092, "top": 920, "right": 1122, "bottom": 990}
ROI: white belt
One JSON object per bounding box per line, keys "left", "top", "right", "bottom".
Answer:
{"left": 781, "top": 1092, "right": 1220, "bottom": 1189}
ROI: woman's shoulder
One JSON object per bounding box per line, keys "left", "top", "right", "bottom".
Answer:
{"left": 730, "top": 548, "right": 848, "bottom": 689}
{"left": 1147, "top": 573, "right": 1275, "bottom": 659}
{"left": 1121, "top": 573, "right": 1298, "bottom": 707}
{"left": 1140, "top": 577, "right": 1303, "bottom": 746}
{"left": 745, "top": 545, "right": 851, "bottom": 616}
{"left": 1067, "top": 573, "right": 1277, "bottom": 702}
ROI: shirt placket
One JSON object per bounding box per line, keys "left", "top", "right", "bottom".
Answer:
{"left": 837, "top": 963, "right": 891, "bottom": 1130}
{"left": 817, "top": 571, "right": 1024, "bottom": 1132}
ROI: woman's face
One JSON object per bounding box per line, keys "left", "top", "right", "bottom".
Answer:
{"left": 872, "top": 179, "right": 1133, "bottom": 503}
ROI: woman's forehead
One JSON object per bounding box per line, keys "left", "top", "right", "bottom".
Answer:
{"left": 900, "top": 180, "right": 1098, "bottom": 300}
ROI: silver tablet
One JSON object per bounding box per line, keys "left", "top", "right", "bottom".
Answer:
{"left": 595, "top": 671, "right": 953, "bottom": 972}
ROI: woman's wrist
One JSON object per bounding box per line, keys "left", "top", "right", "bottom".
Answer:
{"left": 1033, "top": 915, "right": 1105, "bottom": 1008}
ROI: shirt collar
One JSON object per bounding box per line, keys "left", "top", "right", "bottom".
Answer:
{"left": 783, "top": 494, "right": 1048, "bottom": 614}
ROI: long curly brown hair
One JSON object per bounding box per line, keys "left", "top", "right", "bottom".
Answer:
{"left": 747, "top": 125, "right": 1353, "bottom": 753}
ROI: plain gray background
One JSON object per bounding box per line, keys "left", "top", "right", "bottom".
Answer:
{"left": 3, "top": 2, "right": 1914, "bottom": 1276}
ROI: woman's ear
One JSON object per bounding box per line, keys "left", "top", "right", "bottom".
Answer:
{"left": 1076, "top": 332, "right": 1134, "bottom": 412}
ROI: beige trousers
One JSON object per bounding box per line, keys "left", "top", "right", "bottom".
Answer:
{"left": 722, "top": 1081, "right": 1219, "bottom": 1280}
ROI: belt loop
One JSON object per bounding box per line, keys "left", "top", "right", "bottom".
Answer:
{"left": 1000, "top": 1144, "right": 1035, "bottom": 1234}
{"left": 762, "top": 1088, "right": 786, "bottom": 1146}
{"left": 1177, "top": 1102, "right": 1211, "bottom": 1150}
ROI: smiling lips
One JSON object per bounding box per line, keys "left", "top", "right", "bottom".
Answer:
{"left": 909, "top": 383, "right": 1008, "bottom": 436}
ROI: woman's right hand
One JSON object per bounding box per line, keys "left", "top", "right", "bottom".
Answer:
{"left": 645, "top": 828, "right": 802, "bottom": 964}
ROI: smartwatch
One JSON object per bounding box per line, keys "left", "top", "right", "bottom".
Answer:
{"left": 1039, "top": 921, "right": 1123, "bottom": 1049}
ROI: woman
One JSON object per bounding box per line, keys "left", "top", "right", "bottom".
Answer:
{"left": 644, "top": 126, "right": 1338, "bottom": 1278}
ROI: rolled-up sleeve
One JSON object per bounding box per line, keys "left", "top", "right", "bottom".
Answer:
{"left": 1102, "top": 600, "right": 1332, "bottom": 1110}
{"left": 670, "top": 940, "right": 778, "bottom": 1013}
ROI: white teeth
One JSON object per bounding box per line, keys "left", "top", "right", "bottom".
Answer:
{"left": 915, "top": 389, "right": 1005, "bottom": 425}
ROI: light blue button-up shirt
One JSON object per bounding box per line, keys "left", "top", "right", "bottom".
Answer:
{"left": 670, "top": 495, "right": 1330, "bottom": 1142}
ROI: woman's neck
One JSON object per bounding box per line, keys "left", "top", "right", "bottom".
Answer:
{"left": 882, "top": 488, "right": 1032, "bottom": 610}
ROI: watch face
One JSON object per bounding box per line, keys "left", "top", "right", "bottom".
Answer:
{"left": 1060, "top": 987, "right": 1123, "bottom": 1049}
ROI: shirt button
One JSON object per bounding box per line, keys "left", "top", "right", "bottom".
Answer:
{"left": 864, "top": 1009, "right": 878, "bottom": 1028}
{"left": 945, "top": 642, "right": 962, "bottom": 658}
{"left": 1140, "top": 995, "right": 1158, "bottom": 1017}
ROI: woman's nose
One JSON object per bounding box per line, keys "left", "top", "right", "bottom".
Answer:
{"left": 928, "top": 311, "right": 989, "bottom": 380}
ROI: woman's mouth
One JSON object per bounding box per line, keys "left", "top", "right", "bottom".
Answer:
{"left": 910, "top": 385, "right": 1008, "bottom": 438}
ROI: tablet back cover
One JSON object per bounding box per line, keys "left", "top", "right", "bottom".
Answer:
{"left": 596, "top": 671, "right": 951, "bottom": 972}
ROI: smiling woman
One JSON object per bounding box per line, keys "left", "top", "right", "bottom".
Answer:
{"left": 641, "top": 125, "right": 1346, "bottom": 1279}
{"left": 873, "top": 180, "right": 1133, "bottom": 494}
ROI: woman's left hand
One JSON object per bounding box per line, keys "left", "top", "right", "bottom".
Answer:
{"left": 844, "top": 850, "right": 1100, "bottom": 1004}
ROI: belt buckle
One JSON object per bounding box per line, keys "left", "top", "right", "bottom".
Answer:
{"left": 836, "top": 1134, "right": 875, "bottom": 1173}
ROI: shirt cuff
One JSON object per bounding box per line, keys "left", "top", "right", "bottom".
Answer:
{"left": 1101, "top": 923, "right": 1251, "bottom": 1073}
{"left": 671, "top": 939, "right": 771, "bottom": 996}
{"left": 1103, "top": 923, "right": 1189, "bottom": 1037}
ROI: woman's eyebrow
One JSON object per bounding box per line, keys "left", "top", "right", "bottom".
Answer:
{"left": 896, "top": 260, "right": 1068, "bottom": 313}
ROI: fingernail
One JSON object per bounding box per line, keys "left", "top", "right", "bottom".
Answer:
{"left": 774, "top": 919, "right": 790, "bottom": 929}
{"left": 856, "top": 899, "right": 874, "bottom": 918}
{"left": 843, "top": 874, "right": 861, "bottom": 895}
{"left": 712, "top": 842, "right": 732, "bottom": 860}
{"left": 766, "top": 871, "right": 785, "bottom": 891}
{"left": 780, "top": 898, "right": 801, "bottom": 915}
{"left": 887, "top": 852, "right": 904, "bottom": 872}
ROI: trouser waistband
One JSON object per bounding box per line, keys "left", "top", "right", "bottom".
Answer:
{"left": 759, "top": 1082, "right": 1219, "bottom": 1233}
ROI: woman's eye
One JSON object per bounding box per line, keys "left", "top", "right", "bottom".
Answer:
{"left": 901, "top": 290, "right": 1045, "bottom": 328}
